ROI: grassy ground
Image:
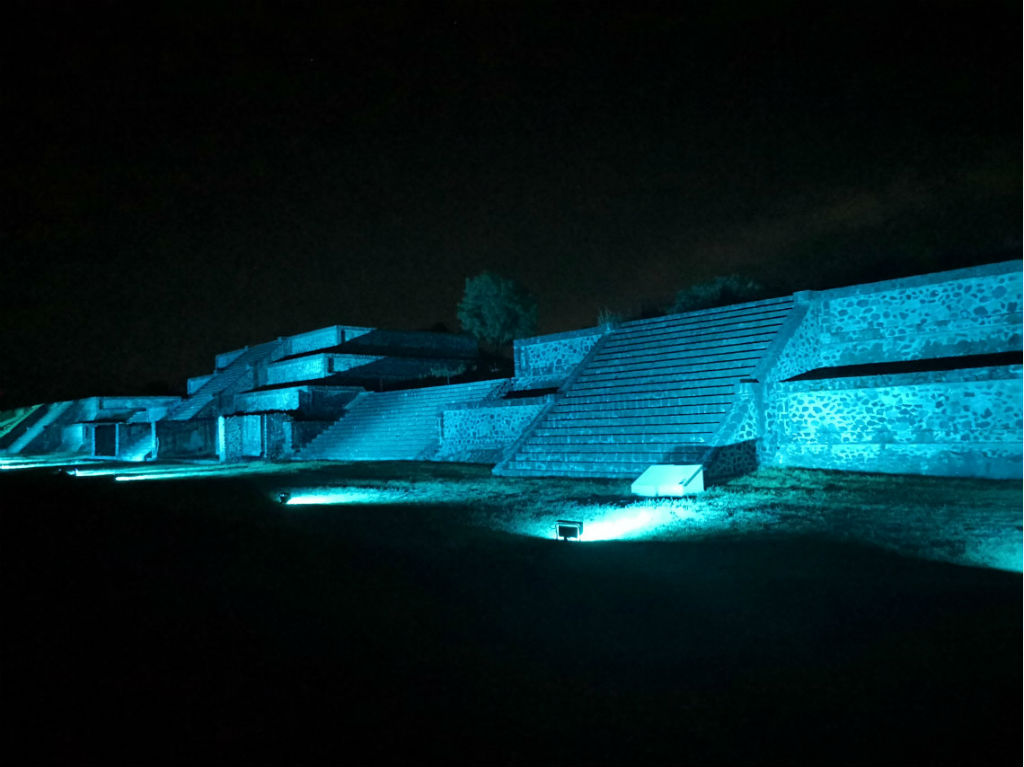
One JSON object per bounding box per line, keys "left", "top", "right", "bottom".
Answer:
{"left": 242, "top": 461, "right": 1022, "bottom": 571}
{"left": 2, "top": 463, "right": 1021, "bottom": 765}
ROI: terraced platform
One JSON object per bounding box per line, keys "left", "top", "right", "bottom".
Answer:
{"left": 300, "top": 379, "right": 508, "bottom": 461}
{"left": 496, "top": 296, "right": 796, "bottom": 478}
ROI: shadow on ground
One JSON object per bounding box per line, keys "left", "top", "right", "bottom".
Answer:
{"left": 3, "top": 471, "right": 1020, "bottom": 765}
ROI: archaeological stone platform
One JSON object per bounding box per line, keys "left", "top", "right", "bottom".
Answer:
{"left": 2, "top": 260, "right": 1021, "bottom": 481}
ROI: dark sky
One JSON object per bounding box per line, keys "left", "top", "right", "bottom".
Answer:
{"left": 2, "top": 0, "right": 1020, "bottom": 405}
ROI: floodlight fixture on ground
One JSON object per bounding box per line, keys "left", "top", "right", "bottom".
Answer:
{"left": 556, "top": 519, "right": 584, "bottom": 541}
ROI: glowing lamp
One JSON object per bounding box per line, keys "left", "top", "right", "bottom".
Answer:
{"left": 631, "top": 464, "right": 704, "bottom": 497}
{"left": 556, "top": 519, "right": 584, "bottom": 541}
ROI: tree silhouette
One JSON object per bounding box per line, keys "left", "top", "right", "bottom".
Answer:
{"left": 457, "top": 272, "right": 538, "bottom": 350}
{"left": 672, "top": 274, "right": 765, "bottom": 313}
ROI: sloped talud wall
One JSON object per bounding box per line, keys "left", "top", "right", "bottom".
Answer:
{"left": 766, "top": 261, "right": 1022, "bottom": 382}
{"left": 749, "top": 261, "right": 1024, "bottom": 479}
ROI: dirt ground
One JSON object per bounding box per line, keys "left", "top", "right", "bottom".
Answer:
{"left": 2, "top": 464, "right": 1021, "bottom": 764}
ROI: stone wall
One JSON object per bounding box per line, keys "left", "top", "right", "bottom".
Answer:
{"left": 61, "top": 423, "right": 87, "bottom": 453}
{"left": 762, "top": 365, "right": 1023, "bottom": 479}
{"left": 282, "top": 326, "right": 343, "bottom": 357}
{"left": 329, "top": 354, "right": 386, "bottom": 373}
{"left": 437, "top": 396, "right": 551, "bottom": 463}
{"left": 221, "top": 415, "right": 261, "bottom": 460}
{"left": 220, "top": 413, "right": 305, "bottom": 461}
{"left": 768, "top": 261, "right": 1022, "bottom": 382}
{"left": 342, "top": 328, "right": 478, "bottom": 357}
{"left": 513, "top": 326, "right": 608, "bottom": 390}
{"left": 703, "top": 382, "right": 764, "bottom": 479}
{"left": 157, "top": 419, "right": 216, "bottom": 458}
{"left": 266, "top": 355, "right": 332, "bottom": 386}
{"left": 748, "top": 261, "right": 1024, "bottom": 479}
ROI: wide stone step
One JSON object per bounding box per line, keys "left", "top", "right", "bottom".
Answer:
{"left": 612, "top": 297, "right": 793, "bottom": 331}
{"left": 603, "top": 318, "right": 788, "bottom": 353}
{"left": 524, "top": 433, "right": 714, "bottom": 449}
{"left": 588, "top": 339, "right": 772, "bottom": 370}
{"left": 533, "top": 419, "right": 719, "bottom": 435}
{"left": 577, "top": 355, "right": 763, "bottom": 385}
{"left": 572, "top": 363, "right": 754, "bottom": 387}
{"left": 568, "top": 369, "right": 754, "bottom": 396}
{"left": 541, "top": 412, "right": 727, "bottom": 427}
{"left": 546, "top": 401, "right": 729, "bottom": 418}
{"left": 597, "top": 336, "right": 779, "bottom": 367}
{"left": 614, "top": 296, "right": 793, "bottom": 329}
{"left": 527, "top": 433, "right": 716, "bottom": 447}
{"left": 558, "top": 387, "right": 736, "bottom": 407}
{"left": 520, "top": 438, "right": 708, "bottom": 455}
{"left": 607, "top": 311, "right": 791, "bottom": 347}
{"left": 553, "top": 390, "right": 734, "bottom": 408}
{"left": 579, "top": 358, "right": 758, "bottom": 382}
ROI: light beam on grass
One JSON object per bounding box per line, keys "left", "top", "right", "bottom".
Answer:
{"left": 1, "top": 457, "right": 99, "bottom": 471}
{"left": 502, "top": 501, "right": 704, "bottom": 542}
{"left": 581, "top": 507, "right": 655, "bottom": 541}
{"left": 68, "top": 466, "right": 133, "bottom": 477}
{"left": 281, "top": 487, "right": 410, "bottom": 505}
{"left": 113, "top": 465, "right": 261, "bottom": 481}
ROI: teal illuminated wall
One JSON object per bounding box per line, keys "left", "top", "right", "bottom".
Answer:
{"left": 763, "top": 366, "right": 1023, "bottom": 478}
{"left": 1, "top": 262, "right": 1020, "bottom": 481}
{"left": 437, "top": 396, "right": 552, "bottom": 463}
{"left": 512, "top": 326, "right": 608, "bottom": 390}
{"left": 753, "top": 260, "right": 1023, "bottom": 479}
{"left": 766, "top": 261, "right": 1022, "bottom": 382}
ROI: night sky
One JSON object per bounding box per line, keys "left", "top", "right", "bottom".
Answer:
{"left": 3, "top": 1, "right": 1020, "bottom": 406}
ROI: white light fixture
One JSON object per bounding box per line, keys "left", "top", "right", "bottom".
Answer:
{"left": 631, "top": 464, "right": 704, "bottom": 497}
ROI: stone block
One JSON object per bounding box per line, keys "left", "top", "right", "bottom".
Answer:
{"left": 630, "top": 464, "right": 705, "bottom": 496}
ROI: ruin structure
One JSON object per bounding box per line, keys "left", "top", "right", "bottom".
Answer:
{"left": 2, "top": 261, "right": 1021, "bottom": 480}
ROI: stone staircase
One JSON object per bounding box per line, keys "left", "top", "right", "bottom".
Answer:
{"left": 496, "top": 296, "right": 796, "bottom": 478}
{"left": 300, "top": 379, "right": 508, "bottom": 461}
{"left": 163, "top": 341, "right": 282, "bottom": 422}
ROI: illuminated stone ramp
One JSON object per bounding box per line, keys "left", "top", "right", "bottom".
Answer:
{"left": 3, "top": 401, "right": 75, "bottom": 454}
{"left": 299, "top": 379, "right": 507, "bottom": 461}
{"left": 496, "top": 296, "right": 796, "bottom": 478}
{"left": 0, "top": 405, "right": 44, "bottom": 448}
{"left": 163, "top": 341, "right": 284, "bottom": 422}
{"left": 0, "top": 405, "right": 46, "bottom": 452}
